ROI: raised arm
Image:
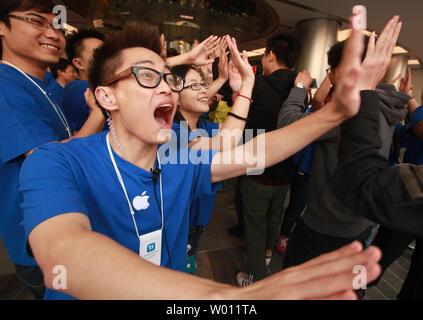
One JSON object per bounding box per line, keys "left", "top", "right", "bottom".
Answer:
{"left": 334, "top": 90, "right": 423, "bottom": 237}
{"left": 166, "top": 35, "right": 220, "bottom": 68}
{"left": 205, "top": 38, "right": 229, "bottom": 100}
{"left": 277, "top": 71, "right": 311, "bottom": 128}
{"left": 188, "top": 35, "right": 255, "bottom": 151}
{"left": 24, "top": 88, "right": 105, "bottom": 156}
{"left": 211, "top": 15, "right": 369, "bottom": 182}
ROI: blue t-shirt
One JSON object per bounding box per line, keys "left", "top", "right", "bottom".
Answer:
{"left": 394, "top": 106, "right": 423, "bottom": 165}
{"left": 171, "top": 120, "right": 220, "bottom": 226}
{"left": 62, "top": 80, "right": 90, "bottom": 133}
{"left": 46, "top": 78, "right": 64, "bottom": 107}
{"left": 404, "top": 106, "right": 423, "bottom": 165}
{"left": 0, "top": 64, "right": 70, "bottom": 265}
{"left": 292, "top": 143, "right": 314, "bottom": 175}
{"left": 20, "top": 131, "right": 219, "bottom": 299}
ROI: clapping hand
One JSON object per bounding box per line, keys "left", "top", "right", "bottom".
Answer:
{"left": 225, "top": 35, "right": 254, "bottom": 92}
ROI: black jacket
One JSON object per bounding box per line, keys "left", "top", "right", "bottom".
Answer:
{"left": 245, "top": 68, "right": 298, "bottom": 182}
{"left": 334, "top": 90, "right": 423, "bottom": 237}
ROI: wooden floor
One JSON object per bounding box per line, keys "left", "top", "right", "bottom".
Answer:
{"left": 0, "top": 179, "right": 413, "bottom": 300}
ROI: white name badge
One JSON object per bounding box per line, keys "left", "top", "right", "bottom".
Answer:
{"left": 139, "top": 229, "right": 162, "bottom": 266}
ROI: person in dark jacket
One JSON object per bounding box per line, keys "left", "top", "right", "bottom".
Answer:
{"left": 334, "top": 88, "right": 423, "bottom": 299}
{"left": 278, "top": 18, "right": 407, "bottom": 270}
{"left": 236, "top": 30, "right": 300, "bottom": 286}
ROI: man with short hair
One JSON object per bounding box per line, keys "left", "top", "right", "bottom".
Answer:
{"left": 62, "top": 28, "right": 105, "bottom": 133}
{"left": 48, "top": 57, "right": 77, "bottom": 106}
{"left": 20, "top": 20, "right": 383, "bottom": 300}
{"left": 50, "top": 57, "right": 77, "bottom": 87}
{"left": 235, "top": 30, "right": 301, "bottom": 285}
{"left": 0, "top": 0, "right": 104, "bottom": 299}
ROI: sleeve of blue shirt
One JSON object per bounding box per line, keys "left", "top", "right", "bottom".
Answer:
{"left": 0, "top": 89, "right": 64, "bottom": 164}
{"left": 407, "top": 105, "right": 423, "bottom": 131}
{"left": 19, "top": 144, "right": 88, "bottom": 246}
{"left": 190, "top": 149, "right": 221, "bottom": 201}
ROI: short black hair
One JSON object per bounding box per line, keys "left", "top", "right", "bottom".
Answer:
{"left": 265, "top": 30, "right": 301, "bottom": 69}
{"left": 328, "top": 36, "right": 370, "bottom": 70}
{"left": 88, "top": 22, "right": 163, "bottom": 118}
{"left": 170, "top": 64, "right": 200, "bottom": 81}
{"left": 50, "top": 58, "right": 72, "bottom": 78}
{"left": 0, "top": 0, "right": 55, "bottom": 58}
{"left": 65, "top": 28, "right": 105, "bottom": 63}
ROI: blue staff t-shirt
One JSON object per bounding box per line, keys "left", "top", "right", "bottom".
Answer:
{"left": 171, "top": 119, "right": 220, "bottom": 226}
{"left": 394, "top": 106, "right": 423, "bottom": 165}
{"left": 46, "top": 78, "right": 64, "bottom": 107}
{"left": 0, "top": 64, "right": 70, "bottom": 266}
{"left": 404, "top": 105, "right": 423, "bottom": 165}
{"left": 20, "top": 131, "right": 219, "bottom": 299}
{"left": 62, "top": 80, "right": 90, "bottom": 133}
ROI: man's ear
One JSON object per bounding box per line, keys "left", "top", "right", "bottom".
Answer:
{"left": 57, "top": 69, "right": 65, "bottom": 78}
{"left": 0, "top": 21, "right": 7, "bottom": 37}
{"left": 95, "top": 86, "right": 118, "bottom": 112}
{"left": 72, "top": 58, "right": 84, "bottom": 71}
{"left": 267, "top": 50, "right": 276, "bottom": 63}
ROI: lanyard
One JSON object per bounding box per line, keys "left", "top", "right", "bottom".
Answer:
{"left": 0, "top": 60, "right": 72, "bottom": 138}
{"left": 106, "top": 133, "right": 164, "bottom": 239}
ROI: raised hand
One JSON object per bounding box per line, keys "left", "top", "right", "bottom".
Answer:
{"left": 399, "top": 67, "right": 414, "bottom": 96}
{"left": 84, "top": 88, "right": 98, "bottom": 112}
{"left": 217, "top": 37, "right": 229, "bottom": 81}
{"left": 188, "top": 35, "right": 220, "bottom": 66}
{"left": 225, "top": 35, "right": 254, "bottom": 87}
{"left": 329, "top": 19, "right": 365, "bottom": 119}
{"left": 228, "top": 59, "right": 242, "bottom": 94}
{"left": 359, "top": 16, "right": 402, "bottom": 90}
{"left": 295, "top": 71, "right": 313, "bottom": 91}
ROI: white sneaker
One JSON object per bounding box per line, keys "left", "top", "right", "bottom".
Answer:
{"left": 408, "top": 240, "right": 416, "bottom": 250}
{"left": 237, "top": 272, "right": 253, "bottom": 287}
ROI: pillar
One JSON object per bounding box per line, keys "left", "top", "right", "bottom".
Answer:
{"left": 381, "top": 54, "right": 410, "bottom": 90}
{"left": 296, "top": 18, "right": 341, "bottom": 86}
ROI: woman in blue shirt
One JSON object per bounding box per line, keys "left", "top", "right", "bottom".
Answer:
{"left": 170, "top": 40, "right": 255, "bottom": 271}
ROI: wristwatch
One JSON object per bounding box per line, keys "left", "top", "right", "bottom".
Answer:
{"left": 295, "top": 82, "right": 305, "bottom": 89}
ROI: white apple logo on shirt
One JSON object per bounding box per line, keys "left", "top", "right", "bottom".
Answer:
{"left": 133, "top": 191, "right": 150, "bottom": 211}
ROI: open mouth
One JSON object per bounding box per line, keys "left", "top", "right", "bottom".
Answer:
{"left": 154, "top": 104, "right": 174, "bottom": 128}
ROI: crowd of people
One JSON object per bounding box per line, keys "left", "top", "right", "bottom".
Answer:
{"left": 1, "top": 0, "right": 422, "bottom": 300}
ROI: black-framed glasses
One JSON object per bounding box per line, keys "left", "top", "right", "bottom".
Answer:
{"left": 103, "top": 66, "right": 184, "bottom": 92}
{"left": 183, "top": 82, "right": 210, "bottom": 91}
{"left": 8, "top": 14, "right": 68, "bottom": 36}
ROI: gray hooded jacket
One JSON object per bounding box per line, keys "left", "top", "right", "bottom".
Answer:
{"left": 277, "top": 86, "right": 409, "bottom": 237}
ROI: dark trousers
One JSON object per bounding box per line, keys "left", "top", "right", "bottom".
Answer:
{"left": 240, "top": 175, "right": 290, "bottom": 280}
{"left": 280, "top": 172, "right": 308, "bottom": 237}
{"left": 369, "top": 226, "right": 423, "bottom": 300}
{"left": 283, "top": 218, "right": 372, "bottom": 269}
{"left": 234, "top": 177, "right": 244, "bottom": 228}
{"left": 14, "top": 264, "right": 46, "bottom": 300}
